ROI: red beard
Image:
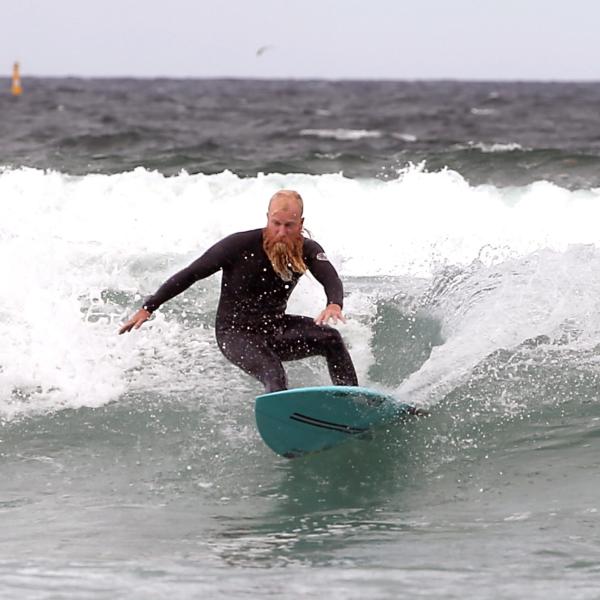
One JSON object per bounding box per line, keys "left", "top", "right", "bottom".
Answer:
{"left": 262, "top": 229, "right": 307, "bottom": 282}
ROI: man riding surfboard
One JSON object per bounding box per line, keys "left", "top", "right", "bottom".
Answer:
{"left": 119, "top": 189, "right": 358, "bottom": 393}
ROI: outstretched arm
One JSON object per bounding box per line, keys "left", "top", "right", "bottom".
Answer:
{"left": 118, "top": 235, "right": 233, "bottom": 334}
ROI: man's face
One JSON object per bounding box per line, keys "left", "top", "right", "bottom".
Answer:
{"left": 263, "top": 197, "right": 307, "bottom": 281}
{"left": 264, "top": 205, "right": 304, "bottom": 246}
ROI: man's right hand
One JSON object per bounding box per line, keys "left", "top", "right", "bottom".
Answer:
{"left": 119, "top": 308, "right": 152, "bottom": 335}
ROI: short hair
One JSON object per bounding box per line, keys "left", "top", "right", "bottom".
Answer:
{"left": 268, "top": 190, "right": 304, "bottom": 216}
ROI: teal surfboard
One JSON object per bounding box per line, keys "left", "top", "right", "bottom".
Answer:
{"left": 255, "top": 385, "right": 416, "bottom": 458}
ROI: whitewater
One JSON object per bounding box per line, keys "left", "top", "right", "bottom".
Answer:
{"left": 3, "top": 165, "right": 600, "bottom": 418}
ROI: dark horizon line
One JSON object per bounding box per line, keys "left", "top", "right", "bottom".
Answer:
{"left": 7, "top": 74, "right": 600, "bottom": 85}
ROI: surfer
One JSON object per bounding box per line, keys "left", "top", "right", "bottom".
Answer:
{"left": 119, "top": 189, "right": 358, "bottom": 393}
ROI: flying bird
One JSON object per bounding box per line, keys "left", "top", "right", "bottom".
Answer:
{"left": 256, "top": 45, "right": 274, "bottom": 58}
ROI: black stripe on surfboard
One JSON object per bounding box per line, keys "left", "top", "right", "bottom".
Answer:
{"left": 290, "top": 412, "right": 368, "bottom": 434}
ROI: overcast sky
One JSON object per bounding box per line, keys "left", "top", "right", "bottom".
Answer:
{"left": 3, "top": 0, "right": 600, "bottom": 80}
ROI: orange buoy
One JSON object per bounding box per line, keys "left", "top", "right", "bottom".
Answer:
{"left": 11, "top": 62, "right": 22, "bottom": 96}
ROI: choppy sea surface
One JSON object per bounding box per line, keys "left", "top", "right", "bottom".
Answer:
{"left": 2, "top": 78, "right": 600, "bottom": 598}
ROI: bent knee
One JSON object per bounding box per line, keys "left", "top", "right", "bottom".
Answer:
{"left": 316, "top": 325, "right": 344, "bottom": 346}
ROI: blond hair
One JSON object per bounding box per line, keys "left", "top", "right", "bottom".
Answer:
{"left": 268, "top": 190, "right": 304, "bottom": 216}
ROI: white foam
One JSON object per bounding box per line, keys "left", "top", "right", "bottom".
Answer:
{"left": 395, "top": 245, "right": 600, "bottom": 407}
{"left": 466, "top": 141, "right": 523, "bottom": 153}
{"left": 470, "top": 107, "right": 498, "bottom": 116}
{"left": 2, "top": 165, "right": 600, "bottom": 417}
{"left": 392, "top": 133, "right": 418, "bottom": 143}
{"left": 299, "top": 128, "right": 382, "bottom": 141}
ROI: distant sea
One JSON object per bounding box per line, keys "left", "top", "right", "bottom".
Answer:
{"left": 2, "top": 78, "right": 600, "bottom": 599}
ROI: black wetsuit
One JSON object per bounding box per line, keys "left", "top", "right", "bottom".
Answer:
{"left": 142, "top": 228, "right": 358, "bottom": 392}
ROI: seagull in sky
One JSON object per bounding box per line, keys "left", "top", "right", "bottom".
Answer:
{"left": 256, "top": 45, "right": 274, "bottom": 57}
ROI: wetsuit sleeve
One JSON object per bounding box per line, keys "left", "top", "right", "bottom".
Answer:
{"left": 142, "top": 235, "right": 236, "bottom": 312}
{"left": 305, "top": 240, "right": 344, "bottom": 309}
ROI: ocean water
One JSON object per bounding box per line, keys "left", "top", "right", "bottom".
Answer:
{"left": 2, "top": 79, "right": 600, "bottom": 598}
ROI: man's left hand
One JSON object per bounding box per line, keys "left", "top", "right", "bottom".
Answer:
{"left": 315, "top": 303, "right": 346, "bottom": 326}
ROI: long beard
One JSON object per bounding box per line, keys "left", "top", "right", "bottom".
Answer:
{"left": 262, "top": 230, "right": 307, "bottom": 282}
